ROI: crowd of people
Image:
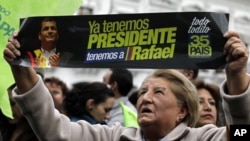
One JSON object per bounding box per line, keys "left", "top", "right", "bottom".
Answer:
{"left": 1, "top": 30, "right": 249, "bottom": 141}
{"left": 1, "top": 4, "right": 247, "bottom": 140}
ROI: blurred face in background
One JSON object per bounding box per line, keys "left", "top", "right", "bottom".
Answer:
{"left": 88, "top": 97, "right": 115, "bottom": 123}
{"left": 197, "top": 88, "right": 217, "bottom": 126}
{"left": 45, "top": 82, "right": 65, "bottom": 111}
{"left": 103, "top": 70, "right": 112, "bottom": 85}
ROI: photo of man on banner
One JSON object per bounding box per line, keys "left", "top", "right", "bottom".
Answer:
{"left": 24, "top": 17, "right": 73, "bottom": 68}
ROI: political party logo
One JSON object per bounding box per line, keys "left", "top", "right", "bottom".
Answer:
{"left": 188, "top": 17, "right": 212, "bottom": 57}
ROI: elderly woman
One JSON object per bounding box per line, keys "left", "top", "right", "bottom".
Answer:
{"left": 3, "top": 31, "right": 250, "bottom": 141}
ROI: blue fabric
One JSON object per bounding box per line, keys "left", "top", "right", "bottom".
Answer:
{"left": 70, "top": 114, "right": 97, "bottom": 124}
{"left": 70, "top": 114, "right": 107, "bottom": 125}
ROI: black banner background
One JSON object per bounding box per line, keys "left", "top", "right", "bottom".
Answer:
{"left": 16, "top": 12, "right": 229, "bottom": 69}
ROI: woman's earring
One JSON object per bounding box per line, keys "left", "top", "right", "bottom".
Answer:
{"left": 178, "top": 117, "right": 183, "bottom": 122}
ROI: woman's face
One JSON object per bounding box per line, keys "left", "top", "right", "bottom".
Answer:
{"left": 137, "top": 77, "right": 186, "bottom": 131}
{"left": 45, "top": 82, "right": 65, "bottom": 111}
{"left": 197, "top": 88, "right": 217, "bottom": 126}
{"left": 89, "top": 97, "right": 115, "bottom": 123}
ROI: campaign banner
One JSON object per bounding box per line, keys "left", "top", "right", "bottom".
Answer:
{"left": 15, "top": 12, "right": 229, "bottom": 69}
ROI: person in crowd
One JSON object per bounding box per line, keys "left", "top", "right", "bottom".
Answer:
{"left": 176, "top": 69, "right": 199, "bottom": 80}
{"left": 26, "top": 17, "right": 72, "bottom": 68}
{"left": 63, "top": 81, "right": 115, "bottom": 124}
{"left": 128, "top": 90, "right": 139, "bottom": 107}
{"left": 127, "top": 85, "right": 139, "bottom": 105}
{"left": 191, "top": 79, "right": 226, "bottom": 127}
{"left": 3, "top": 31, "right": 250, "bottom": 140}
{"left": 44, "top": 76, "right": 69, "bottom": 114}
{"left": 0, "top": 83, "right": 38, "bottom": 141}
{"left": 103, "top": 68, "right": 137, "bottom": 126}
{"left": 76, "top": 6, "right": 93, "bottom": 15}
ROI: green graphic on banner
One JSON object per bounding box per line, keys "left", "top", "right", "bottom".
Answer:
{"left": 0, "top": 0, "right": 82, "bottom": 118}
